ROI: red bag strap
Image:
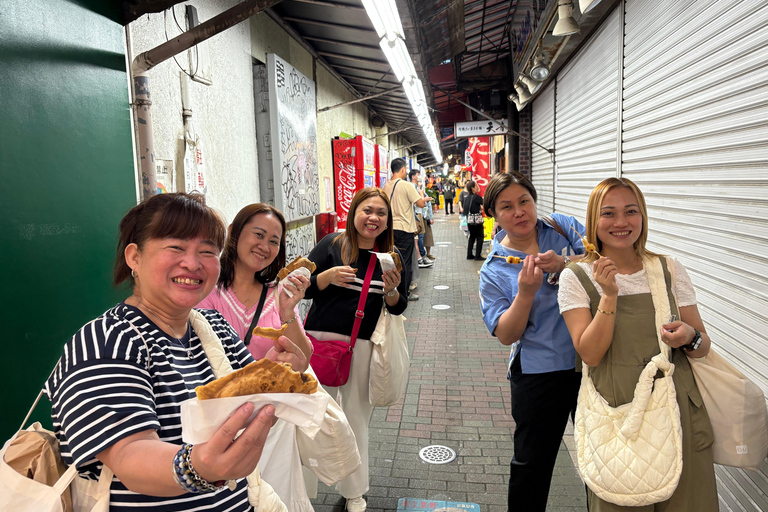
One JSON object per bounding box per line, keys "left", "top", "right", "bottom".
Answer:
{"left": 349, "top": 248, "right": 377, "bottom": 349}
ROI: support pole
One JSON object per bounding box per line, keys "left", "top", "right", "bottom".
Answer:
{"left": 318, "top": 86, "right": 401, "bottom": 113}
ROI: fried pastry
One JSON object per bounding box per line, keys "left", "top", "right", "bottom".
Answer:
{"left": 389, "top": 251, "right": 402, "bottom": 272}
{"left": 277, "top": 256, "right": 317, "bottom": 281}
{"left": 252, "top": 324, "right": 287, "bottom": 340}
{"left": 195, "top": 358, "right": 317, "bottom": 400}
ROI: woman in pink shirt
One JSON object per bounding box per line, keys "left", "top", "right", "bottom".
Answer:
{"left": 198, "top": 203, "right": 312, "bottom": 365}
{"left": 197, "top": 203, "right": 314, "bottom": 512}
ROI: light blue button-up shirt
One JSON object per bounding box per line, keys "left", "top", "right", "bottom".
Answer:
{"left": 479, "top": 213, "right": 586, "bottom": 376}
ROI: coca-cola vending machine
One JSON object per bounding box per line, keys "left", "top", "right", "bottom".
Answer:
{"left": 375, "top": 144, "right": 390, "bottom": 188}
{"left": 332, "top": 135, "right": 376, "bottom": 230}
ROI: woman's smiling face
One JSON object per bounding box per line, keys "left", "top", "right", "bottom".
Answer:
{"left": 236, "top": 213, "right": 283, "bottom": 273}
{"left": 353, "top": 196, "right": 388, "bottom": 248}
{"left": 492, "top": 184, "right": 538, "bottom": 238}
{"left": 596, "top": 186, "right": 643, "bottom": 252}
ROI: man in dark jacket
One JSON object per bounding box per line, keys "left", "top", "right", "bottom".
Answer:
{"left": 443, "top": 179, "right": 456, "bottom": 215}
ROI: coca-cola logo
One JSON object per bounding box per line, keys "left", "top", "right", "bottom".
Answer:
{"left": 336, "top": 163, "right": 355, "bottom": 222}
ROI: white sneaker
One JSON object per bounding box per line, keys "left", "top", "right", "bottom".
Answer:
{"left": 346, "top": 496, "right": 366, "bottom": 512}
{"left": 418, "top": 258, "right": 433, "bottom": 268}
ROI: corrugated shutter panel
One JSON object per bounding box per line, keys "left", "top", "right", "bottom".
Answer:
{"left": 554, "top": 7, "right": 621, "bottom": 222}
{"left": 622, "top": 0, "right": 768, "bottom": 508}
{"left": 531, "top": 82, "right": 555, "bottom": 214}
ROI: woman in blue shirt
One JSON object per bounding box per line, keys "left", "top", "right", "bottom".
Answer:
{"left": 478, "top": 172, "right": 586, "bottom": 512}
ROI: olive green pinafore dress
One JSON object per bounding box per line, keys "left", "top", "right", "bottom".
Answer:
{"left": 569, "top": 259, "right": 718, "bottom": 511}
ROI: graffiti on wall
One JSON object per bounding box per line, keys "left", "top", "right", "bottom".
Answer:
{"left": 270, "top": 54, "right": 320, "bottom": 223}
{"left": 285, "top": 220, "right": 315, "bottom": 321}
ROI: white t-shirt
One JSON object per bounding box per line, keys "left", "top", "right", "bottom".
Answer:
{"left": 558, "top": 258, "right": 697, "bottom": 313}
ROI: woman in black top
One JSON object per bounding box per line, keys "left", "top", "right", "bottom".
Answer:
{"left": 462, "top": 180, "right": 485, "bottom": 260}
{"left": 304, "top": 187, "right": 407, "bottom": 512}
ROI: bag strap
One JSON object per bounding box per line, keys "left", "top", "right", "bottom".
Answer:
{"left": 389, "top": 178, "right": 400, "bottom": 201}
{"left": 243, "top": 284, "right": 271, "bottom": 346}
{"left": 190, "top": 309, "right": 234, "bottom": 378}
{"left": 349, "top": 251, "right": 377, "bottom": 349}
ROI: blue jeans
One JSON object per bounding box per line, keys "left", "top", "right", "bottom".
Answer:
{"left": 417, "top": 233, "right": 426, "bottom": 258}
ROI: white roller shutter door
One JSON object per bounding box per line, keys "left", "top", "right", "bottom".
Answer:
{"left": 622, "top": 0, "right": 768, "bottom": 508}
{"left": 531, "top": 82, "right": 556, "bottom": 214}
{"left": 554, "top": 7, "right": 621, "bottom": 222}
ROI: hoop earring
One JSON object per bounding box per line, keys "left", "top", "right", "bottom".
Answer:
{"left": 131, "top": 269, "right": 138, "bottom": 279}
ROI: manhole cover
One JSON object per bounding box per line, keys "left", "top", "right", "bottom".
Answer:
{"left": 432, "top": 304, "right": 451, "bottom": 310}
{"left": 419, "top": 445, "right": 456, "bottom": 464}
{"left": 434, "top": 285, "right": 450, "bottom": 290}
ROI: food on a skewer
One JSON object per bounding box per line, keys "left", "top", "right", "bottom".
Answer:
{"left": 195, "top": 358, "right": 317, "bottom": 399}
{"left": 492, "top": 255, "right": 523, "bottom": 264}
{"left": 571, "top": 226, "right": 602, "bottom": 258}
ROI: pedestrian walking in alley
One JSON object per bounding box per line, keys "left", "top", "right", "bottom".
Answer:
{"left": 478, "top": 173, "right": 587, "bottom": 512}
{"left": 383, "top": 158, "right": 430, "bottom": 300}
{"left": 198, "top": 203, "right": 326, "bottom": 512}
{"left": 458, "top": 184, "right": 470, "bottom": 238}
{"left": 558, "top": 177, "right": 717, "bottom": 511}
{"left": 462, "top": 180, "right": 485, "bottom": 260}
{"left": 43, "top": 193, "right": 294, "bottom": 512}
{"left": 411, "top": 170, "right": 434, "bottom": 269}
{"left": 304, "top": 188, "right": 407, "bottom": 512}
{"left": 443, "top": 179, "right": 456, "bottom": 215}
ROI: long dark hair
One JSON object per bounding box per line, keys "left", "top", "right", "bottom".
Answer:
{"left": 334, "top": 187, "right": 394, "bottom": 265}
{"left": 218, "top": 203, "right": 287, "bottom": 288}
{"left": 114, "top": 192, "right": 225, "bottom": 287}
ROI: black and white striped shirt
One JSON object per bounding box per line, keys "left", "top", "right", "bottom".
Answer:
{"left": 44, "top": 303, "right": 255, "bottom": 511}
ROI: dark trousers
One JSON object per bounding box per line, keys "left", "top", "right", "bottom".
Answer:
{"left": 444, "top": 198, "right": 454, "bottom": 214}
{"left": 508, "top": 356, "right": 580, "bottom": 512}
{"left": 393, "top": 229, "right": 415, "bottom": 293}
{"left": 467, "top": 224, "right": 484, "bottom": 258}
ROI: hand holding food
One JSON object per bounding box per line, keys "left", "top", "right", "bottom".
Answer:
{"left": 195, "top": 358, "right": 317, "bottom": 400}
{"left": 277, "top": 256, "right": 316, "bottom": 281}
{"left": 492, "top": 255, "right": 523, "bottom": 264}
{"left": 571, "top": 226, "right": 602, "bottom": 257}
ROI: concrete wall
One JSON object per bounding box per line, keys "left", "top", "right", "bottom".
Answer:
{"left": 128, "top": 0, "right": 259, "bottom": 225}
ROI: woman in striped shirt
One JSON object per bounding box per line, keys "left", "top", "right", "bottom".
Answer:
{"left": 45, "top": 192, "right": 307, "bottom": 511}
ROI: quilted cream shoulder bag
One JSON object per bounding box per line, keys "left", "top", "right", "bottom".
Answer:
{"left": 574, "top": 256, "right": 683, "bottom": 506}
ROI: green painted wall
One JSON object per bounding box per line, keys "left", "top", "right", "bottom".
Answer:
{"left": 0, "top": 0, "right": 136, "bottom": 440}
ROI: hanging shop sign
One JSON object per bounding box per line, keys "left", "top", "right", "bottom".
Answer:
{"left": 455, "top": 119, "right": 508, "bottom": 138}
{"left": 467, "top": 136, "right": 491, "bottom": 194}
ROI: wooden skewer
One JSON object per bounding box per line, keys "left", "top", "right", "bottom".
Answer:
{"left": 571, "top": 226, "right": 602, "bottom": 258}
{"left": 492, "top": 255, "right": 523, "bottom": 264}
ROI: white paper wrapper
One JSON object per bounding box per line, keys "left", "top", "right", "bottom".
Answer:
{"left": 371, "top": 251, "right": 396, "bottom": 272}
{"left": 282, "top": 266, "right": 312, "bottom": 298}
{"left": 180, "top": 392, "right": 330, "bottom": 445}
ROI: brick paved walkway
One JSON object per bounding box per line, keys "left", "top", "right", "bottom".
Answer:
{"left": 310, "top": 213, "right": 586, "bottom": 512}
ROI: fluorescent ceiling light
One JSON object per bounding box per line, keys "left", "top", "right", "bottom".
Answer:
{"left": 379, "top": 36, "right": 417, "bottom": 83}
{"left": 579, "top": 0, "right": 602, "bottom": 14}
{"left": 553, "top": 0, "right": 580, "bottom": 36}
{"left": 361, "top": 0, "right": 404, "bottom": 40}
{"left": 530, "top": 55, "right": 550, "bottom": 81}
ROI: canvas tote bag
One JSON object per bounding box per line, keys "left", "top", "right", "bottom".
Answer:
{"left": 665, "top": 258, "right": 768, "bottom": 470}
{"left": 368, "top": 306, "right": 409, "bottom": 407}
{"left": 575, "top": 256, "right": 683, "bottom": 507}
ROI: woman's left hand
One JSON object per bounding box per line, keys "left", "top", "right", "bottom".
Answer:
{"left": 534, "top": 250, "right": 564, "bottom": 273}
{"left": 660, "top": 320, "right": 696, "bottom": 349}
{"left": 266, "top": 335, "right": 309, "bottom": 372}
{"left": 279, "top": 274, "right": 310, "bottom": 319}
{"left": 382, "top": 268, "right": 401, "bottom": 295}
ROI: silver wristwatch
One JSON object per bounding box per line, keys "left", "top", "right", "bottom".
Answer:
{"left": 385, "top": 288, "right": 398, "bottom": 297}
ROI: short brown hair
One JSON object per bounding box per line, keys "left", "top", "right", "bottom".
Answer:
{"left": 483, "top": 172, "right": 537, "bottom": 217}
{"left": 114, "top": 193, "right": 226, "bottom": 286}
{"left": 218, "top": 204, "right": 287, "bottom": 288}
{"left": 334, "top": 187, "right": 394, "bottom": 265}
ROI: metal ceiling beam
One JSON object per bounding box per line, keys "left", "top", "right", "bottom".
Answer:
{"left": 371, "top": 124, "right": 421, "bottom": 140}
{"left": 303, "top": 35, "right": 379, "bottom": 51}
{"left": 317, "top": 51, "right": 388, "bottom": 66}
{"left": 282, "top": 16, "right": 375, "bottom": 33}
{"left": 290, "top": 0, "right": 364, "bottom": 9}
{"left": 317, "top": 85, "right": 402, "bottom": 113}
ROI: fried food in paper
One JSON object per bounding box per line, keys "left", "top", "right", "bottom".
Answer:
{"left": 195, "top": 358, "right": 317, "bottom": 400}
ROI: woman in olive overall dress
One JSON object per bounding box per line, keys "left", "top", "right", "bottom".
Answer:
{"left": 558, "top": 178, "right": 718, "bottom": 511}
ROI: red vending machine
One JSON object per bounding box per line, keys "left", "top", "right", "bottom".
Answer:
{"left": 332, "top": 135, "right": 376, "bottom": 230}
{"left": 375, "top": 144, "right": 390, "bottom": 188}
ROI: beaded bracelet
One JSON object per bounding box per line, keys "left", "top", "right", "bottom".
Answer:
{"left": 597, "top": 308, "right": 616, "bottom": 315}
{"left": 172, "top": 444, "right": 227, "bottom": 494}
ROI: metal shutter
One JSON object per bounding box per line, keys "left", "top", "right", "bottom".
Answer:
{"left": 554, "top": 7, "right": 622, "bottom": 222}
{"left": 622, "top": 0, "right": 768, "bottom": 508}
{"left": 531, "top": 81, "right": 556, "bottom": 214}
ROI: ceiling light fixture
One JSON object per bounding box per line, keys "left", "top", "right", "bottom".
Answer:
{"left": 521, "top": 75, "right": 542, "bottom": 95}
{"left": 515, "top": 83, "right": 531, "bottom": 104}
{"left": 552, "top": 0, "right": 580, "bottom": 37}
{"left": 530, "top": 55, "right": 550, "bottom": 81}
{"left": 579, "top": 0, "right": 602, "bottom": 14}
{"left": 507, "top": 92, "right": 523, "bottom": 111}
{"left": 362, "top": 0, "right": 442, "bottom": 163}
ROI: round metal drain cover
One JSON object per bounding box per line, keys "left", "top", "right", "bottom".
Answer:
{"left": 419, "top": 445, "right": 456, "bottom": 464}
{"left": 434, "top": 285, "right": 450, "bottom": 290}
{"left": 432, "top": 304, "right": 451, "bottom": 310}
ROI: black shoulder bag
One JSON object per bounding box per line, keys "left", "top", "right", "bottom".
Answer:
{"left": 243, "top": 284, "right": 270, "bottom": 346}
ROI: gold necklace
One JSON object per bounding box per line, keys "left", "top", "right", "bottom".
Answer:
{"left": 233, "top": 283, "right": 256, "bottom": 305}
{"left": 138, "top": 300, "right": 192, "bottom": 358}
